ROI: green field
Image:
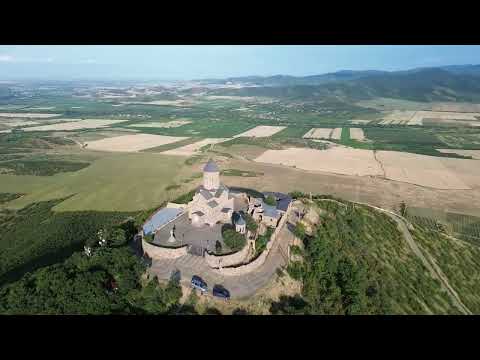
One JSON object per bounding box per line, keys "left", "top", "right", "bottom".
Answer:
{"left": 0, "top": 152, "right": 190, "bottom": 212}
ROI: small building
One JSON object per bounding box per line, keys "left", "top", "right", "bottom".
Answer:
{"left": 247, "top": 196, "right": 282, "bottom": 228}
{"left": 234, "top": 213, "right": 246, "bottom": 234}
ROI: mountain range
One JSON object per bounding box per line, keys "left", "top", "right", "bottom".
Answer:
{"left": 204, "top": 65, "right": 480, "bottom": 102}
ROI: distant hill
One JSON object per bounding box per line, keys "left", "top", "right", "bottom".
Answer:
{"left": 206, "top": 66, "right": 480, "bottom": 102}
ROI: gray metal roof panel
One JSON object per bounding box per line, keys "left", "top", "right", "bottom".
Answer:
{"left": 203, "top": 159, "right": 219, "bottom": 172}
{"left": 143, "top": 208, "right": 184, "bottom": 235}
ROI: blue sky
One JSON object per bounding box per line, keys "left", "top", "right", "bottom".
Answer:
{"left": 0, "top": 45, "right": 479, "bottom": 80}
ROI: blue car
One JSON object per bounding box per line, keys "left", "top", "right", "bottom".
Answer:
{"left": 213, "top": 285, "right": 230, "bottom": 300}
{"left": 191, "top": 275, "right": 208, "bottom": 293}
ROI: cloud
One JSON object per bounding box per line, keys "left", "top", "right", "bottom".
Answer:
{"left": 0, "top": 54, "right": 15, "bottom": 62}
{"left": 0, "top": 54, "right": 54, "bottom": 63}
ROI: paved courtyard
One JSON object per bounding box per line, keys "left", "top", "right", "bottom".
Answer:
{"left": 153, "top": 213, "right": 225, "bottom": 253}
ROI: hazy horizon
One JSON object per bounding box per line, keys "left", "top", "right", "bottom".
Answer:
{"left": 1, "top": 45, "right": 480, "bottom": 81}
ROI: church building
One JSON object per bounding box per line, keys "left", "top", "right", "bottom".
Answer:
{"left": 187, "top": 159, "right": 235, "bottom": 226}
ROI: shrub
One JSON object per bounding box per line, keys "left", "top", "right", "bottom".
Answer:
{"left": 264, "top": 195, "right": 277, "bottom": 206}
{"left": 221, "top": 224, "right": 246, "bottom": 252}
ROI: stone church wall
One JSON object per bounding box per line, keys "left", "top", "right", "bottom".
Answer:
{"left": 142, "top": 237, "right": 188, "bottom": 259}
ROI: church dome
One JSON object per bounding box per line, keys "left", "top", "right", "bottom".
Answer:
{"left": 203, "top": 159, "right": 219, "bottom": 173}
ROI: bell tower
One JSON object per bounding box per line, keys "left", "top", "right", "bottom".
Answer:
{"left": 203, "top": 159, "right": 220, "bottom": 190}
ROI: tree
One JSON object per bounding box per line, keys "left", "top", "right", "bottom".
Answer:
{"left": 264, "top": 195, "right": 277, "bottom": 206}
{"left": 245, "top": 213, "right": 258, "bottom": 232}
{"left": 108, "top": 228, "right": 127, "bottom": 247}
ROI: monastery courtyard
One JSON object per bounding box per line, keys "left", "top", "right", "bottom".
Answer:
{"left": 153, "top": 197, "right": 248, "bottom": 253}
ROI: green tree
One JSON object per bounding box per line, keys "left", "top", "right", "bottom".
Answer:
{"left": 108, "top": 228, "right": 127, "bottom": 247}
{"left": 265, "top": 195, "right": 277, "bottom": 206}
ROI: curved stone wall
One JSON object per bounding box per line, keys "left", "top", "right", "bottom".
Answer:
{"left": 214, "top": 205, "right": 290, "bottom": 276}
{"left": 205, "top": 244, "right": 250, "bottom": 269}
{"left": 142, "top": 238, "right": 188, "bottom": 259}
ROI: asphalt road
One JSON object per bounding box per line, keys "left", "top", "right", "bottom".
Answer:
{"left": 149, "top": 215, "right": 294, "bottom": 299}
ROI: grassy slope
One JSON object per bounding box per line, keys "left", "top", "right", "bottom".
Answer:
{"left": 412, "top": 224, "right": 480, "bottom": 314}
{"left": 289, "top": 198, "right": 458, "bottom": 314}
{"left": 0, "top": 152, "right": 187, "bottom": 212}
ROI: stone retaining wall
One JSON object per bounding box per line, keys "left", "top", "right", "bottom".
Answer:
{"left": 215, "top": 206, "right": 290, "bottom": 276}
{"left": 142, "top": 237, "right": 188, "bottom": 259}
{"left": 205, "top": 244, "right": 250, "bottom": 269}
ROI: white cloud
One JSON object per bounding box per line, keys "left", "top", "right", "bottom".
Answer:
{"left": 0, "top": 54, "right": 15, "bottom": 62}
{"left": 0, "top": 54, "right": 54, "bottom": 63}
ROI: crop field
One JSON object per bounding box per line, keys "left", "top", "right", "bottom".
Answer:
{"left": 0, "top": 113, "right": 61, "bottom": 118}
{"left": 349, "top": 128, "right": 365, "bottom": 141}
{"left": 85, "top": 133, "right": 188, "bottom": 152}
{"left": 233, "top": 125, "right": 286, "bottom": 138}
{"left": 126, "top": 120, "right": 192, "bottom": 128}
{"left": 406, "top": 206, "right": 480, "bottom": 246}
{"left": 162, "top": 138, "right": 231, "bottom": 156}
{"left": 408, "top": 111, "right": 480, "bottom": 126}
{"left": 0, "top": 152, "right": 191, "bottom": 212}
{"left": 302, "top": 128, "right": 333, "bottom": 139}
{"left": 254, "top": 146, "right": 383, "bottom": 177}
{"left": 22, "top": 119, "right": 128, "bottom": 132}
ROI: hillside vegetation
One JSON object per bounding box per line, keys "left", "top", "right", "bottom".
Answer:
{"left": 276, "top": 196, "right": 460, "bottom": 314}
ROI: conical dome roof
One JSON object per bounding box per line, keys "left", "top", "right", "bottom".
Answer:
{"left": 203, "top": 159, "right": 219, "bottom": 173}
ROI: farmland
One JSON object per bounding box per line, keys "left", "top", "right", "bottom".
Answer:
{"left": 1, "top": 81, "right": 480, "bottom": 218}
{"left": 2, "top": 74, "right": 480, "bottom": 314}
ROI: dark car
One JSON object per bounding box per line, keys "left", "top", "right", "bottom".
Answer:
{"left": 191, "top": 275, "right": 208, "bottom": 293}
{"left": 213, "top": 285, "right": 230, "bottom": 300}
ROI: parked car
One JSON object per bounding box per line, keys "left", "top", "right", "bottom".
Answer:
{"left": 191, "top": 275, "right": 208, "bottom": 293}
{"left": 213, "top": 285, "right": 230, "bottom": 300}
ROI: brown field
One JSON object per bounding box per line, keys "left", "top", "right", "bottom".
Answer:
{"left": 1, "top": 119, "right": 39, "bottom": 127}
{"left": 302, "top": 128, "right": 333, "bottom": 139}
{"left": 233, "top": 125, "right": 286, "bottom": 138}
{"left": 22, "top": 119, "right": 128, "bottom": 131}
{"left": 162, "top": 138, "right": 231, "bottom": 156}
{"left": 350, "top": 128, "right": 365, "bottom": 141}
{"left": 254, "top": 146, "right": 383, "bottom": 177}
{"left": 408, "top": 111, "right": 480, "bottom": 126}
{"left": 127, "top": 120, "right": 192, "bottom": 128}
{"left": 68, "top": 128, "right": 140, "bottom": 143}
{"left": 330, "top": 128, "right": 343, "bottom": 140}
{"left": 0, "top": 112, "right": 61, "bottom": 118}
{"left": 422, "top": 118, "right": 480, "bottom": 127}
{"left": 432, "top": 103, "right": 480, "bottom": 112}
{"left": 253, "top": 145, "right": 477, "bottom": 190}
{"left": 85, "top": 133, "right": 188, "bottom": 152}
{"left": 123, "top": 100, "right": 196, "bottom": 107}
{"left": 218, "top": 156, "right": 480, "bottom": 217}
{"left": 376, "top": 151, "right": 472, "bottom": 190}
{"left": 437, "top": 149, "right": 480, "bottom": 159}
{"left": 379, "top": 110, "right": 415, "bottom": 125}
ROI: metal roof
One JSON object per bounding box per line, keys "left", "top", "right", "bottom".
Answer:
{"left": 263, "top": 203, "right": 280, "bottom": 219}
{"left": 143, "top": 208, "right": 184, "bottom": 235}
{"left": 235, "top": 215, "right": 246, "bottom": 225}
{"left": 203, "top": 159, "right": 219, "bottom": 173}
{"left": 199, "top": 188, "right": 213, "bottom": 200}
{"left": 207, "top": 200, "right": 219, "bottom": 208}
